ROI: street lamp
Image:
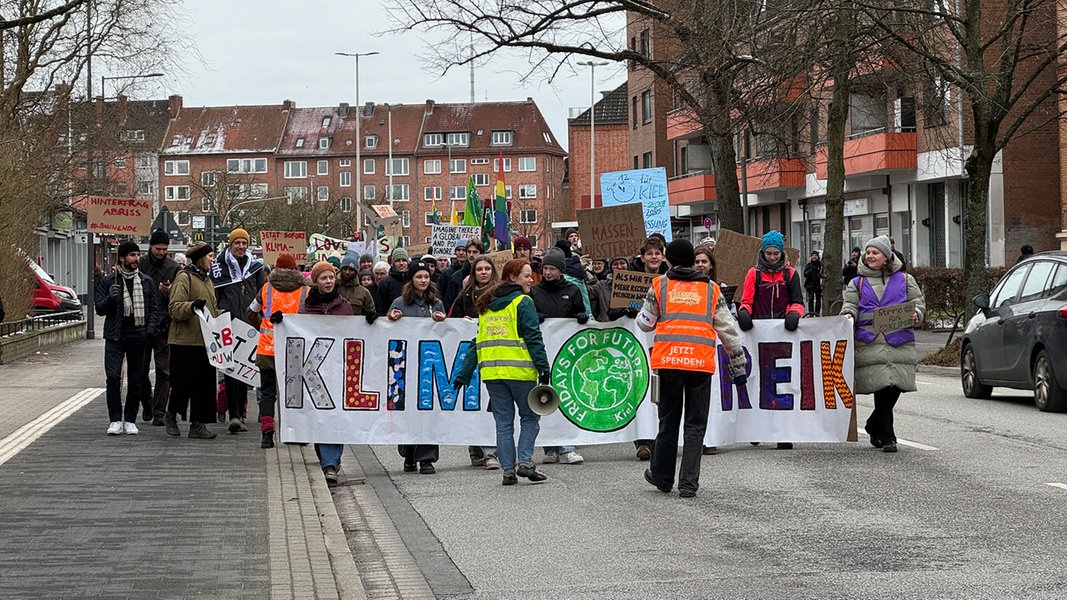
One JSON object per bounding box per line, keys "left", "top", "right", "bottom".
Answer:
{"left": 576, "top": 61, "right": 608, "bottom": 207}
{"left": 335, "top": 51, "right": 379, "bottom": 239}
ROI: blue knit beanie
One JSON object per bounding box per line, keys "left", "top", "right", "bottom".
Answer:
{"left": 761, "top": 230, "right": 785, "bottom": 253}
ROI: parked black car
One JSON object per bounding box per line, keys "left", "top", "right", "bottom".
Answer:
{"left": 960, "top": 251, "right": 1067, "bottom": 411}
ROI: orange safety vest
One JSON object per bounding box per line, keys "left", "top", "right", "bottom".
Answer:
{"left": 649, "top": 276, "right": 719, "bottom": 373}
{"left": 256, "top": 284, "right": 308, "bottom": 357}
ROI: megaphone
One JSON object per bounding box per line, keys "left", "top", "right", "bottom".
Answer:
{"left": 527, "top": 385, "right": 560, "bottom": 416}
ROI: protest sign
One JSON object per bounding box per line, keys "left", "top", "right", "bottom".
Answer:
{"left": 86, "top": 196, "right": 151, "bottom": 236}
{"left": 485, "top": 249, "right": 514, "bottom": 274}
{"left": 196, "top": 309, "right": 261, "bottom": 386}
{"left": 609, "top": 270, "right": 659, "bottom": 309}
{"left": 599, "top": 168, "right": 672, "bottom": 242}
{"left": 577, "top": 204, "right": 646, "bottom": 259}
{"left": 307, "top": 233, "right": 349, "bottom": 262}
{"left": 873, "top": 301, "right": 917, "bottom": 336}
{"left": 260, "top": 231, "right": 307, "bottom": 267}
{"left": 712, "top": 229, "right": 801, "bottom": 288}
{"left": 276, "top": 316, "right": 854, "bottom": 446}
{"left": 431, "top": 224, "right": 482, "bottom": 255}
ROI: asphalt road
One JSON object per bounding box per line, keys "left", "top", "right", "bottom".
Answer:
{"left": 334, "top": 370, "right": 1067, "bottom": 599}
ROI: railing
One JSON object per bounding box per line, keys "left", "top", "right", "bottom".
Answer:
{"left": 848, "top": 124, "right": 917, "bottom": 140}
{"left": 0, "top": 310, "right": 85, "bottom": 338}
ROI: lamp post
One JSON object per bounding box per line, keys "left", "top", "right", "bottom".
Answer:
{"left": 335, "top": 51, "right": 379, "bottom": 240}
{"left": 576, "top": 61, "right": 608, "bottom": 208}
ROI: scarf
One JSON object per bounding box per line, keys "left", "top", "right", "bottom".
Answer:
{"left": 118, "top": 267, "right": 145, "bottom": 326}
{"left": 211, "top": 249, "right": 263, "bottom": 287}
{"left": 757, "top": 253, "right": 786, "bottom": 273}
{"left": 306, "top": 286, "right": 340, "bottom": 307}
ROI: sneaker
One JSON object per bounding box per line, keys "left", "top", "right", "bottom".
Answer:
{"left": 883, "top": 440, "right": 898, "bottom": 453}
{"left": 703, "top": 446, "right": 719, "bottom": 455}
{"left": 484, "top": 456, "right": 501, "bottom": 470}
{"left": 470, "top": 456, "right": 487, "bottom": 468}
{"left": 543, "top": 449, "right": 559, "bottom": 464}
{"left": 776, "top": 442, "right": 794, "bottom": 450}
{"left": 502, "top": 470, "right": 518, "bottom": 486}
{"left": 123, "top": 422, "right": 139, "bottom": 435}
{"left": 679, "top": 489, "right": 697, "bottom": 498}
{"left": 141, "top": 404, "right": 152, "bottom": 422}
{"left": 228, "top": 418, "right": 242, "bottom": 434}
{"left": 261, "top": 430, "right": 275, "bottom": 449}
{"left": 644, "top": 468, "right": 671, "bottom": 493}
{"left": 151, "top": 415, "right": 165, "bottom": 427}
{"left": 237, "top": 418, "right": 249, "bottom": 432}
{"left": 516, "top": 463, "right": 547, "bottom": 482}
{"left": 635, "top": 443, "right": 652, "bottom": 461}
{"left": 419, "top": 462, "right": 436, "bottom": 475}
{"left": 324, "top": 466, "right": 339, "bottom": 485}
{"left": 106, "top": 421, "right": 123, "bottom": 436}
{"left": 164, "top": 413, "right": 180, "bottom": 437}
{"left": 559, "top": 451, "right": 584, "bottom": 464}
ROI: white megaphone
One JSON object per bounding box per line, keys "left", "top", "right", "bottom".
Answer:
{"left": 527, "top": 385, "right": 560, "bottom": 416}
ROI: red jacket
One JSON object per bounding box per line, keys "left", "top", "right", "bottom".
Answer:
{"left": 739, "top": 266, "right": 805, "bottom": 319}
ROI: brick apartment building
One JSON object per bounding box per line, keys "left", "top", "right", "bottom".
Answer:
{"left": 567, "top": 82, "right": 630, "bottom": 215}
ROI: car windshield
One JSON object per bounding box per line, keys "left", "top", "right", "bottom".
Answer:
{"left": 26, "top": 259, "right": 56, "bottom": 284}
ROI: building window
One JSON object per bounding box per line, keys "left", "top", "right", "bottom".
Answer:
{"left": 424, "top": 212, "right": 438, "bottom": 225}
{"left": 322, "top": 117, "right": 331, "bottom": 128}
{"left": 519, "top": 184, "right": 537, "bottom": 199}
{"left": 363, "top": 158, "right": 375, "bottom": 174}
{"left": 365, "top": 135, "right": 378, "bottom": 149}
{"left": 164, "top": 185, "right": 189, "bottom": 201}
{"left": 339, "top": 159, "right": 351, "bottom": 167}
{"left": 642, "top": 152, "right": 653, "bottom": 168}
{"left": 164, "top": 160, "right": 189, "bottom": 176}
{"left": 424, "top": 186, "right": 442, "bottom": 200}
{"left": 399, "top": 210, "right": 411, "bottom": 227}
{"left": 285, "top": 187, "right": 308, "bottom": 203}
{"left": 201, "top": 171, "right": 216, "bottom": 187}
{"left": 639, "top": 28, "right": 651, "bottom": 58}
{"left": 284, "top": 161, "right": 307, "bottom": 178}
{"left": 473, "top": 173, "right": 489, "bottom": 186}
{"left": 470, "top": 158, "right": 490, "bottom": 165}
{"left": 518, "top": 157, "right": 536, "bottom": 172}
{"left": 295, "top": 138, "right": 305, "bottom": 148}
{"left": 505, "top": 185, "right": 512, "bottom": 199}
{"left": 397, "top": 235, "right": 410, "bottom": 247}
{"left": 319, "top": 137, "right": 331, "bottom": 149}
{"left": 228, "top": 183, "right": 268, "bottom": 199}
{"left": 340, "top": 171, "right": 351, "bottom": 187}
{"left": 449, "top": 159, "right": 466, "bottom": 174}
{"left": 491, "top": 130, "right": 513, "bottom": 145}
{"left": 120, "top": 130, "right": 145, "bottom": 142}
{"left": 385, "top": 184, "right": 410, "bottom": 201}
{"left": 450, "top": 185, "right": 466, "bottom": 200}
{"left": 136, "top": 155, "right": 153, "bottom": 168}
{"left": 363, "top": 184, "right": 375, "bottom": 200}
{"left": 520, "top": 208, "right": 537, "bottom": 223}
{"left": 201, "top": 197, "right": 214, "bottom": 213}
{"left": 227, "top": 158, "right": 267, "bottom": 173}
{"left": 632, "top": 96, "right": 638, "bottom": 128}
{"left": 386, "top": 158, "right": 409, "bottom": 176}
{"left": 424, "top": 159, "right": 442, "bottom": 174}
{"left": 924, "top": 77, "right": 950, "bottom": 127}
{"left": 317, "top": 186, "right": 329, "bottom": 201}
{"left": 136, "top": 181, "right": 153, "bottom": 195}
{"left": 641, "top": 90, "right": 652, "bottom": 124}
{"left": 493, "top": 157, "right": 511, "bottom": 173}
{"left": 446, "top": 132, "right": 470, "bottom": 146}
{"left": 340, "top": 196, "right": 352, "bottom": 212}
{"left": 317, "top": 160, "right": 329, "bottom": 175}
{"left": 423, "top": 133, "right": 445, "bottom": 146}
{"left": 114, "top": 156, "right": 126, "bottom": 169}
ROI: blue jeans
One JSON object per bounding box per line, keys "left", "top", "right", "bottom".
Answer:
{"left": 315, "top": 443, "right": 343, "bottom": 471}
{"left": 485, "top": 379, "right": 539, "bottom": 472}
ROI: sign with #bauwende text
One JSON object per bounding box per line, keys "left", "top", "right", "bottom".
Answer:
{"left": 599, "top": 168, "right": 672, "bottom": 242}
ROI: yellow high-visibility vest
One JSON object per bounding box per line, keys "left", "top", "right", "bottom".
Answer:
{"left": 476, "top": 294, "right": 538, "bottom": 382}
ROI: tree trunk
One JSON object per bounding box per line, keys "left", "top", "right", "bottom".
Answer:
{"left": 821, "top": 64, "right": 850, "bottom": 315}
{"left": 962, "top": 139, "right": 994, "bottom": 311}
{"left": 709, "top": 128, "right": 742, "bottom": 234}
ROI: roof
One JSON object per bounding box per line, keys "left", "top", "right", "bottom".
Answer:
{"left": 417, "top": 99, "right": 566, "bottom": 156}
{"left": 357, "top": 103, "right": 428, "bottom": 156}
{"left": 570, "top": 82, "right": 629, "bottom": 126}
{"left": 276, "top": 105, "right": 354, "bottom": 156}
{"left": 161, "top": 103, "right": 291, "bottom": 155}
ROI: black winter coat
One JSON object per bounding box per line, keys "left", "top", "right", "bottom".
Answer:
{"left": 94, "top": 269, "right": 160, "bottom": 342}
{"left": 528, "top": 277, "right": 584, "bottom": 318}
{"left": 376, "top": 268, "right": 408, "bottom": 316}
{"left": 212, "top": 251, "right": 265, "bottom": 327}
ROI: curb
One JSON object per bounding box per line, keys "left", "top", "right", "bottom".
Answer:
{"left": 918, "top": 364, "right": 959, "bottom": 378}
{"left": 302, "top": 445, "right": 368, "bottom": 600}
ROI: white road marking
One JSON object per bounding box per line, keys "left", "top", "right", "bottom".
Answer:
{"left": 897, "top": 438, "right": 939, "bottom": 451}
{"left": 1046, "top": 483, "right": 1067, "bottom": 491}
{"left": 0, "top": 388, "right": 103, "bottom": 466}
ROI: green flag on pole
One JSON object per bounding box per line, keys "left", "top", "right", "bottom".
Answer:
{"left": 462, "top": 175, "right": 481, "bottom": 227}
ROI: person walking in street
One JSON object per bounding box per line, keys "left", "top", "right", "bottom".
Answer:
{"left": 736, "top": 230, "right": 805, "bottom": 450}
{"left": 842, "top": 246, "right": 862, "bottom": 284}
{"left": 212, "top": 228, "right": 266, "bottom": 434}
{"left": 388, "top": 259, "right": 446, "bottom": 474}
{"left": 693, "top": 244, "right": 724, "bottom": 456}
{"left": 637, "top": 239, "right": 748, "bottom": 498}
{"left": 247, "top": 253, "right": 308, "bottom": 449}
{"left": 840, "top": 235, "right": 926, "bottom": 453}
{"left": 455, "top": 258, "right": 551, "bottom": 486}
{"left": 138, "top": 229, "right": 179, "bottom": 426}
{"left": 803, "top": 250, "right": 823, "bottom": 315}
{"left": 95, "top": 240, "right": 160, "bottom": 436}
{"left": 630, "top": 236, "right": 669, "bottom": 460}
{"left": 165, "top": 241, "right": 220, "bottom": 440}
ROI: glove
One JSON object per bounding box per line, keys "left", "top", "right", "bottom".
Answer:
{"left": 537, "top": 312, "right": 546, "bottom": 324}
{"left": 737, "top": 308, "right": 753, "bottom": 331}
{"left": 624, "top": 307, "right": 639, "bottom": 318}
{"left": 191, "top": 298, "right": 207, "bottom": 312}
{"left": 269, "top": 311, "right": 284, "bottom": 325}
{"left": 365, "top": 312, "right": 378, "bottom": 324}
{"left": 576, "top": 312, "right": 589, "bottom": 325}
{"left": 732, "top": 374, "right": 748, "bottom": 387}
{"left": 109, "top": 283, "right": 122, "bottom": 299}
{"left": 538, "top": 371, "right": 551, "bottom": 385}
{"left": 453, "top": 380, "right": 466, "bottom": 391}
{"left": 784, "top": 311, "right": 800, "bottom": 332}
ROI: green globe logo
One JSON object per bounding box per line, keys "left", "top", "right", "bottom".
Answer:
{"left": 552, "top": 328, "right": 650, "bottom": 432}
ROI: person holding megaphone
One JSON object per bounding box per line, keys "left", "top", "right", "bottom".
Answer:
{"left": 454, "top": 258, "right": 551, "bottom": 486}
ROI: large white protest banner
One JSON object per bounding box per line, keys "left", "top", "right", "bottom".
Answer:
{"left": 196, "top": 309, "right": 262, "bottom": 386}
{"left": 275, "top": 315, "right": 855, "bottom": 446}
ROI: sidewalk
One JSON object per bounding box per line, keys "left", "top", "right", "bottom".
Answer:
{"left": 0, "top": 328, "right": 365, "bottom": 600}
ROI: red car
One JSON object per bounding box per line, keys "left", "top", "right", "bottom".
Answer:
{"left": 27, "top": 258, "right": 82, "bottom": 314}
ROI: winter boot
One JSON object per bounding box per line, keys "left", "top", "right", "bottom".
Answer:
{"left": 261, "top": 430, "right": 275, "bottom": 449}
{"left": 164, "top": 413, "right": 181, "bottom": 437}
{"left": 188, "top": 422, "right": 217, "bottom": 439}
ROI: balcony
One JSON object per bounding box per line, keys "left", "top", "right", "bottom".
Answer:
{"left": 666, "top": 108, "right": 702, "bottom": 141}
{"left": 668, "top": 171, "right": 716, "bottom": 204}
{"left": 739, "top": 157, "right": 806, "bottom": 192}
{"left": 815, "top": 129, "right": 917, "bottom": 179}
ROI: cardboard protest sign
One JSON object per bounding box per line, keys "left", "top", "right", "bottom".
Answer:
{"left": 196, "top": 309, "right": 261, "bottom": 386}
{"left": 485, "top": 250, "right": 514, "bottom": 275}
{"left": 712, "top": 229, "right": 800, "bottom": 288}
{"left": 599, "top": 168, "right": 672, "bottom": 242}
{"left": 872, "top": 301, "right": 916, "bottom": 336}
{"left": 610, "top": 270, "right": 659, "bottom": 309}
{"left": 87, "top": 196, "right": 151, "bottom": 236}
{"left": 431, "top": 224, "right": 482, "bottom": 255}
{"left": 406, "top": 243, "right": 431, "bottom": 256}
{"left": 260, "top": 231, "right": 307, "bottom": 267}
{"left": 577, "top": 204, "right": 646, "bottom": 259}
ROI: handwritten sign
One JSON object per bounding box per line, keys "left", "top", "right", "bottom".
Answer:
{"left": 260, "top": 231, "right": 307, "bottom": 267}
{"left": 873, "top": 301, "right": 916, "bottom": 336}
{"left": 307, "top": 233, "right": 350, "bottom": 261}
{"left": 712, "top": 229, "right": 800, "bottom": 288}
{"left": 485, "top": 249, "right": 514, "bottom": 275}
{"left": 86, "top": 196, "right": 151, "bottom": 236}
{"left": 577, "top": 204, "right": 646, "bottom": 259}
{"left": 599, "top": 168, "right": 672, "bottom": 242}
{"left": 430, "top": 224, "right": 482, "bottom": 255}
{"left": 195, "top": 309, "right": 261, "bottom": 386}
{"left": 609, "top": 270, "right": 659, "bottom": 309}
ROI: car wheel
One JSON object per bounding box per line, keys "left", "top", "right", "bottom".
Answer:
{"left": 961, "top": 344, "right": 992, "bottom": 399}
{"left": 1032, "top": 350, "right": 1067, "bottom": 412}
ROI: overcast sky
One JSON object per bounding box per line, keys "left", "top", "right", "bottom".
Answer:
{"left": 145, "top": 0, "right": 628, "bottom": 152}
